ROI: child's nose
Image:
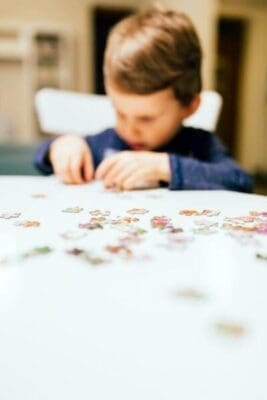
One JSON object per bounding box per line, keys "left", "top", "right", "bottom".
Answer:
{"left": 124, "top": 121, "right": 141, "bottom": 139}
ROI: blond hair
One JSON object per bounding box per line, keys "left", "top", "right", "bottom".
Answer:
{"left": 104, "top": 7, "right": 202, "bottom": 105}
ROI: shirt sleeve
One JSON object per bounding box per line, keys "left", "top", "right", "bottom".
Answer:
{"left": 33, "top": 137, "right": 55, "bottom": 175}
{"left": 167, "top": 135, "right": 253, "bottom": 193}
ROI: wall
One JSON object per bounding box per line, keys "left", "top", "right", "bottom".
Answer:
{"left": 0, "top": 0, "right": 219, "bottom": 92}
{"left": 0, "top": 0, "right": 144, "bottom": 94}
{"left": 219, "top": 2, "right": 267, "bottom": 172}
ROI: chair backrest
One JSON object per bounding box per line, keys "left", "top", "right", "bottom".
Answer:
{"left": 35, "top": 89, "right": 116, "bottom": 136}
{"left": 35, "top": 88, "right": 222, "bottom": 136}
{"left": 183, "top": 90, "right": 223, "bottom": 131}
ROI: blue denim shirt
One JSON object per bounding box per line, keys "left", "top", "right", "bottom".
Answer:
{"left": 34, "top": 126, "right": 253, "bottom": 192}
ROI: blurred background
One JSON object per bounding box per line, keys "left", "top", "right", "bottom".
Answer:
{"left": 0, "top": 0, "right": 266, "bottom": 193}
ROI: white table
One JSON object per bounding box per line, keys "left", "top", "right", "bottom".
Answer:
{"left": 0, "top": 176, "right": 267, "bottom": 400}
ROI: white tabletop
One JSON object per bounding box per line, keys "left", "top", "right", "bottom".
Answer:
{"left": 0, "top": 176, "right": 267, "bottom": 400}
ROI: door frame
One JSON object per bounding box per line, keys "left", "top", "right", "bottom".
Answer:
{"left": 218, "top": 3, "right": 267, "bottom": 173}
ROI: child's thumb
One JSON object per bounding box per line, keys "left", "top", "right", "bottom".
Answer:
{"left": 83, "top": 150, "right": 94, "bottom": 182}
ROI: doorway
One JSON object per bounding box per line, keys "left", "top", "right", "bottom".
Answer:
{"left": 92, "top": 6, "right": 134, "bottom": 95}
{"left": 215, "top": 17, "right": 247, "bottom": 157}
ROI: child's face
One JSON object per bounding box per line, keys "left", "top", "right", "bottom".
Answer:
{"left": 106, "top": 83, "right": 197, "bottom": 150}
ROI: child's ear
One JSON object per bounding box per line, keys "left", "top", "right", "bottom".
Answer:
{"left": 182, "top": 94, "right": 201, "bottom": 119}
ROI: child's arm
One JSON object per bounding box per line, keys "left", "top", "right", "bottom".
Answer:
{"left": 168, "top": 135, "right": 253, "bottom": 192}
{"left": 95, "top": 134, "right": 253, "bottom": 193}
{"left": 168, "top": 154, "right": 253, "bottom": 192}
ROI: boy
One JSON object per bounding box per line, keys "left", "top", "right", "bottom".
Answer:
{"left": 34, "top": 7, "right": 252, "bottom": 192}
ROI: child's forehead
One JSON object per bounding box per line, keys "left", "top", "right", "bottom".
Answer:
{"left": 107, "top": 85, "right": 179, "bottom": 113}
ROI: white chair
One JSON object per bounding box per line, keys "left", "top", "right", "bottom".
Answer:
{"left": 35, "top": 88, "right": 222, "bottom": 136}
{"left": 183, "top": 91, "right": 222, "bottom": 131}
{"left": 35, "top": 89, "right": 116, "bottom": 136}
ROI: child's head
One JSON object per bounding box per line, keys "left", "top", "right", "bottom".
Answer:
{"left": 104, "top": 7, "right": 202, "bottom": 150}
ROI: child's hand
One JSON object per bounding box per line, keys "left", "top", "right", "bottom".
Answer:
{"left": 95, "top": 151, "right": 170, "bottom": 190}
{"left": 49, "top": 135, "right": 94, "bottom": 184}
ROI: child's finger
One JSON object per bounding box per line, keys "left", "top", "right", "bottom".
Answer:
{"left": 62, "top": 174, "right": 74, "bottom": 184}
{"left": 69, "top": 156, "right": 84, "bottom": 184}
{"left": 120, "top": 170, "right": 155, "bottom": 190}
{"left": 120, "top": 174, "right": 137, "bottom": 190}
{"left": 59, "top": 170, "right": 74, "bottom": 184}
{"left": 111, "top": 165, "right": 136, "bottom": 188}
{"left": 53, "top": 156, "right": 74, "bottom": 184}
{"left": 83, "top": 151, "right": 94, "bottom": 182}
{"left": 102, "top": 159, "right": 127, "bottom": 185}
{"left": 59, "top": 166, "right": 74, "bottom": 184}
{"left": 95, "top": 154, "right": 120, "bottom": 179}
{"left": 53, "top": 159, "right": 69, "bottom": 180}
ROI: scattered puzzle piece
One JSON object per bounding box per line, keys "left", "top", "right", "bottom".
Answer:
{"left": 127, "top": 208, "right": 149, "bottom": 215}
{"left": 215, "top": 321, "right": 246, "bottom": 338}
{"left": 250, "top": 211, "right": 267, "bottom": 217}
{"left": 111, "top": 216, "right": 140, "bottom": 225}
{"left": 105, "top": 244, "right": 133, "bottom": 259}
{"left": 0, "top": 212, "right": 21, "bottom": 219}
{"left": 0, "top": 256, "right": 8, "bottom": 265}
{"left": 193, "top": 220, "right": 219, "bottom": 234}
{"left": 179, "top": 209, "right": 220, "bottom": 217}
{"left": 256, "top": 251, "right": 267, "bottom": 261}
{"left": 175, "top": 288, "right": 208, "bottom": 301}
{"left": 118, "top": 234, "right": 143, "bottom": 245}
{"left": 89, "top": 209, "right": 110, "bottom": 217}
{"left": 15, "top": 220, "right": 41, "bottom": 228}
{"left": 62, "top": 207, "right": 84, "bottom": 213}
{"left": 31, "top": 194, "right": 47, "bottom": 199}
{"left": 22, "top": 246, "right": 53, "bottom": 259}
{"left": 78, "top": 221, "right": 103, "bottom": 230}
{"left": 66, "top": 248, "right": 108, "bottom": 265}
{"left": 60, "top": 231, "right": 87, "bottom": 240}
{"left": 151, "top": 215, "right": 172, "bottom": 230}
